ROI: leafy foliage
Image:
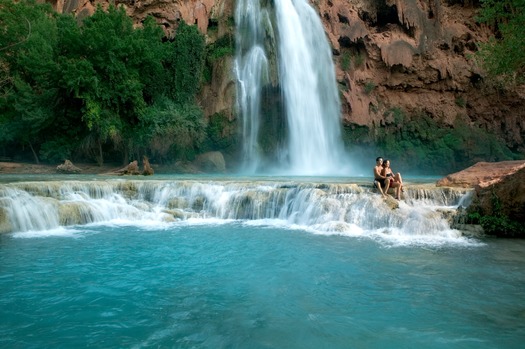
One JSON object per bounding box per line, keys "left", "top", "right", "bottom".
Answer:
{"left": 203, "top": 33, "right": 235, "bottom": 83}
{"left": 467, "top": 194, "right": 524, "bottom": 238}
{"left": 340, "top": 51, "right": 351, "bottom": 71}
{"left": 0, "top": 0, "right": 59, "bottom": 162}
{"left": 140, "top": 98, "right": 206, "bottom": 162}
{"left": 476, "top": 0, "right": 525, "bottom": 81}
{"left": 168, "top": 21, "right": 206, "bottom": 104}
{"left": 203, "top": 112, "right": 237, "bottom": 152}
{"left": 0, "top": 1, "right": 210, "bottom": 165}
{"left": 343, "top": 109, "right": 519, "bottom": 174}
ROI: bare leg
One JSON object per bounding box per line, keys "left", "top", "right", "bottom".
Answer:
{"left": 375, "top": 181, "right": 386, "bottom": 197}
{"left": 383, "top": 180, "right": 390, "bottom": 196}
{"left": 390, "top": 182, "right": 401, "bottom": 199}
{"left": 395, "top": 173, "right": 404, "bottom": 192}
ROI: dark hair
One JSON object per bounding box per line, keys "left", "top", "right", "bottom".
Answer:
{"left": 376, "top": 157, "right": 383, "bottom": 162}
{"left": 382, "top": 159, "right": 389, "bottom": 166}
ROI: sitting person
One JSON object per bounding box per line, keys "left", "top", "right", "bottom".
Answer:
{"left": 381, "top": 159, "right": 404, "bottom": 200}
{"left": 373, "top": 157, "right": 390, "bottom": 197}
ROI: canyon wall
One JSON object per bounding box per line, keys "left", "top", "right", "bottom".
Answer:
{"left": 48, "top": 0, "right": 525, "bottom": 153}
{"left": 318, "top": 0, "right": 524, "bottom": 153}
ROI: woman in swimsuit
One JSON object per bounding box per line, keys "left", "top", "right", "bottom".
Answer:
{"left": 381, "top": 159, "right": 404, "bottom": 200}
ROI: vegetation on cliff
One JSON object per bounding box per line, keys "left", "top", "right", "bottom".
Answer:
{"left": 476, "top": 0, "right": 525, "bottom": 82}
{"left": 343, "top": 109, "right": 518, "bottom": 175}
{"left": 0, "top": 0, "right": 222, "bottom": 166}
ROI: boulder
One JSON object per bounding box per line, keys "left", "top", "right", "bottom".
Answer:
{"left": 436, "top": 161, "right": 525, "bottom": 188}
{"left": 56, "top": 160, "right": 82, "bottom": 174}
{"left": 194, "top": 151, "right": 226, "bottom": 173}
{"left": 114, "top": 160, "right": 140, "bottom": 176}
{"left": 469, "top": 166, "right": 525, "bottom": 224}
{"left": 142, "top": 156, "right": 154, "bottom": 176}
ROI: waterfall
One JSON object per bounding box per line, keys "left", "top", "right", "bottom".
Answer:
{"left": 235, "top": 0, "right": 346, "bottom": 175}
{"left": 235, "top": 0, "right": 271, "bottom": 173}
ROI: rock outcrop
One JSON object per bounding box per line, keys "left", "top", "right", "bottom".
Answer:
{"left": 51, "top": 0, "right": 233, "bottom": 37}
{"left": 436, "top": 160, "right": 525, "bottom": 188}
{"left": 316, "top": 0, "right": 524, "bottom": 152}
{"left": 468, "top": 166, "right": 525, "bottom": 225}
{"left": 56, "top": 160, "right": 82, "bottom": 174}
{"left": 438, "top": 160, "right": 525, "bottom": 237}
{"left": 194, "top": 151, "right": 226, "bottom": 173}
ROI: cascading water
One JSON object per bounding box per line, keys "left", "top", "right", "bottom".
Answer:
{"left": 235, "top": 0, "right": 346, "bottom": 175}
{"left": 274, "top": 0, "right": 345, "bottom": 174}
{"left": 235, "top": 0, "right": 272, "bottom": 173}
{"left": 0, "top": 180, "right": 471, "bottom": 243}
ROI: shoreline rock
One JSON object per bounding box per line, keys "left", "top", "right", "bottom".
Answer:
{"left": 436, "top": 160, "right": 525, "bottom": 188}
{"left": 56, "top": 160, "right": 82, "bottom": 174}
{"left": 439, "top": 160, "right": 525, "bottom": 238}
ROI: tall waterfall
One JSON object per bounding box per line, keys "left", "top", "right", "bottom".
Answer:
{"left": 235, "top": 0, "right": 346, "bottom": 175}
{"left": 235, "top": 0, "right": 271, "bottom": 173}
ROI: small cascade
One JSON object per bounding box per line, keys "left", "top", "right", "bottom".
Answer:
{"left": 0, "top": 180, "right": 472, "bottom": 240}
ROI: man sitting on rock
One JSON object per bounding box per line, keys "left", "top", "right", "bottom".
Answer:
{"left": 373, "top": 156, "right": 390, "bottom": 197}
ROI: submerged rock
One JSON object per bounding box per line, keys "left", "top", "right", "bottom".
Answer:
{"left": 58, "top": 202, "right": 89, "bottom": 226}
{"left": 384, "top": 195, "right": 399, "bottom": 210}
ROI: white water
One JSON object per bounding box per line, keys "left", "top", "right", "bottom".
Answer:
{"left": 274, "top": 0, "right": 345, "bottom": 174}
{"left": 235, "top": 0, "right": 271, "bottom": 173}
{"left": 235, "top": 0, "right": 346, "bottom": 175}
{"left": 1, "top": 180, "right": 475, "bottom": 246}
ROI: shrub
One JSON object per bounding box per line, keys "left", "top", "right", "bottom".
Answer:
{"left": 364, "top": 81, "right": 376, "bottom": 95}
{"left": 341, "top": 51, "right": 351, "bottom": 71}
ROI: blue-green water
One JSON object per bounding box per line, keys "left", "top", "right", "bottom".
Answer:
{"left": 1, "top": 222, "right": 524, "bottom": 348}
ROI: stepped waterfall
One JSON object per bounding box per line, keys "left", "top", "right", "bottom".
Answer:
{"left": 235, "top": 0, "right": 346, "bottom": 175}
{"left": 0, "top": 179, "right": 472, "bottom": 243}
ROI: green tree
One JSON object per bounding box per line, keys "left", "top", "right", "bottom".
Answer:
{"left": 140, "top": 97, "right": 206, "bottom": 162}
{"left": 0, "top": 2, "right": 210, "bottom": 166}
{"left": 0, "top": 0, "right": 60, "bottom": 163}
{"left": 476, "top": 0, "right": 525, "bottom": 81}
{"left": 73, "top": 5, "right": 170, "bottom": 165}
{"left": 167, "top": 21, "right": 206, "bottom": 104}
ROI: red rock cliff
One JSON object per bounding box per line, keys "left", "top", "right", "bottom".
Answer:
{"left": 316, "top": 0, "right": 524, "bottom": 152}
{"left": 49, "top": 0, "right": 525, "bottom": 152}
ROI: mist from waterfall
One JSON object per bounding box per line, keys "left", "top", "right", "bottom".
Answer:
{"left": 235, "top": 0, "right": 347, "bottom": 175}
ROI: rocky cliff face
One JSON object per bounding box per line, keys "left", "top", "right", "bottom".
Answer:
{"left": 50, "top": 0, "right": 525, "bottom": 153}
{"left": 50, "top": 0, "right": 233, "bottom": 37}
{"left": 317, "top": 0, "right": 524, "bottom": 152}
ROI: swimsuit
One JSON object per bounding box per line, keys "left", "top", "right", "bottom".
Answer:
{"left": 374, "top": 178, "right": 388, "bottom": 187}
